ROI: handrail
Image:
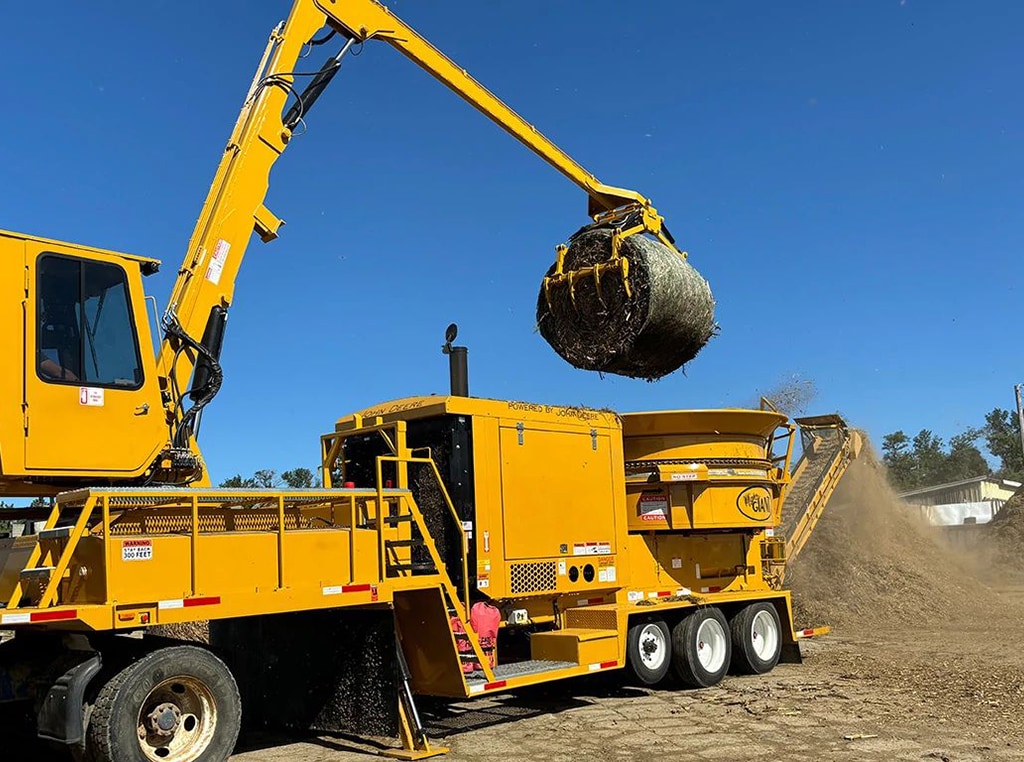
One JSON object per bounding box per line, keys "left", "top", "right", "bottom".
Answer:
{"left": 4, "top": 499, "right": 65, "bottom": 609}
{"left": 375, "top": 454, "right": 471, "bottom": 614}
{"left": 374, "top": 453, "right": 496, "bottom": 684}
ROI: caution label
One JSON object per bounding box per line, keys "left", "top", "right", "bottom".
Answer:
{"left": 639, "top": 493, "right": 668, "bottom": 521}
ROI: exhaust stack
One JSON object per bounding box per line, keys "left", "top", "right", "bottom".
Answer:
{"left": 442, "top": 323, "right": 469, "bottom": 397}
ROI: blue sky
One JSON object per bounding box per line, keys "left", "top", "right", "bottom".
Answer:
{"left": 2, "top": 1, "right": 1021, "bottom": 482}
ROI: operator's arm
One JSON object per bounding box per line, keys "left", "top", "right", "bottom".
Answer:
{"left": 39, "top": 358, "right": 79, "bottom": 382}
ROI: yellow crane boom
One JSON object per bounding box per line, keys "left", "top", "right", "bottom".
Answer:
{"left": 161, "top": 0, "right": 675, "bottom": 455}
{"left": 0, "top": 0, "right": 685, "bottom": 494}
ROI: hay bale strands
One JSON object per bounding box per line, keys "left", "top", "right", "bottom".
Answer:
{"left": 537, "top": 228, "right": 716, "bottom": 380}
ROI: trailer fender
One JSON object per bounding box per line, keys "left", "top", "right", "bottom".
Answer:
{"left": 36, "top": 653, "right": 101, "bottom": 746}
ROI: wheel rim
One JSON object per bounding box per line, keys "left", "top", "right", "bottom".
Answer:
{"left": 750, "top": 609, "right": 779, "bottom": 661}
{"left": 637, "top": 623, "right": 667, "bottom": 671}
{"left": 695, "top": 617, "right": 727, "bottom": 673}
{"left": 136, "top": 675, "right": 218, "bottom": 762}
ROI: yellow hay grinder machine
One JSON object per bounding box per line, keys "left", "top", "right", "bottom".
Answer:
{"left": 0, "top": 1, "right": 858, "bottom": 760}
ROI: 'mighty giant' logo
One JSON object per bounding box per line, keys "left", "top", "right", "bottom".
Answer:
{"left": 736, "top": 486, "right": 773, "bottom": 521}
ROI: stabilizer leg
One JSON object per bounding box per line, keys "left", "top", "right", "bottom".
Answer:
{"left": 383, "top": 636, "right": 448, "bottom": 760}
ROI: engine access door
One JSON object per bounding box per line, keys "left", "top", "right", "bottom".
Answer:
{"left": 499, "top": 424, "right": 617, "bottom": 561}
{"left": 23, "top": 242, "right": 165, "bottom": 474}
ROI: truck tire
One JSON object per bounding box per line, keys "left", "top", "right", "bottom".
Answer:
{"left": 671, "top": 607, "right": 731, "bottom": 688}
{"left": 626, "top": 619, "right": 672, "bottom": 685}
{"left": 84, "top": 645, "right": 240, "bottom": 762}
{"left": 729, "top": 602, "right": 782, "bottom": 675}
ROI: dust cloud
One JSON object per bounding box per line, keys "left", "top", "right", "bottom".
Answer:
{"left": 787, "top": 448, "right": 1008, "bottom": 632}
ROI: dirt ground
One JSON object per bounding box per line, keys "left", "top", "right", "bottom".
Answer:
{"left": 231, "top": 459, "right": 1024, "bottom": 762}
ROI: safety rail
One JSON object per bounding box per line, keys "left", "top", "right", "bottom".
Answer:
{"left": 374, "top": 454, "right": 496, "bottom": 684}
{"left": 321, "top": 420, "right": 494, "bottom": 683}
{"left": 0, "top": 487, "right": 411, "bottom": 614}
{"left": 376, "top": 456, "right": 471, "bottom": 612}
{"left": 0, "top": 474, "right": 495, "bottom": 684}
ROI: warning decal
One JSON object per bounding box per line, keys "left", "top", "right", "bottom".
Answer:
{"left": 572, "top": 541, "right": 612, "bottom": 556}
{"left": 79, "top": 387, "right": 104, "bottom": 407}
{"left": 639, "top": 493, "right": 668, "bottom": 521}
{"left": 122, "top": 539, "right": 152, "bottom": 562}
{"left": 205, "top": 239, "right": 231, "bottom": 285}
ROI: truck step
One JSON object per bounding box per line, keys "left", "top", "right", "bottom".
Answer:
{"left": 465, "top": 659, "right": 576, "bottom": 684}
{"left": 38, "top": 527, "right": 72, "bottom": 540}
{"left": 384, "top": 539, "right": 425, "bottom": 549}
{"left": 387, "top": 562, "right": 436, "bottom": 573}
{"left": 382, "top": 515, "right": 414, "bottom": 526}
{"left": 20, "top": 566, "right": 55, "bottom": 578}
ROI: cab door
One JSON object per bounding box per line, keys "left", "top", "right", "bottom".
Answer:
{"left": 24, "top": 243, "right": 165, "bottom": 474}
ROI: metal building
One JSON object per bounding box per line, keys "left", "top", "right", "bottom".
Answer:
{"left": 899, "top": 476, "right": 1022, "bottom": 526}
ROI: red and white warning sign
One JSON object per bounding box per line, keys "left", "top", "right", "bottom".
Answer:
{"left": 205, "top": 239, "right": 231, "bottom": 285}
{"left": 639, "top": 493, "right": 668, "bottom": 521}
{"left": 122, "top": 539, "right": 152, "bottom": 561}
{"left": 572, "top": 541, "right": 612, "bottom": 556}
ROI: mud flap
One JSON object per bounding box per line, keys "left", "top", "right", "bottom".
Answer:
{"left": 780, "top": 641, "right": 803, "bottom": 664}
{"left": 36, "top": 654, "right": 101, "bottom": 745}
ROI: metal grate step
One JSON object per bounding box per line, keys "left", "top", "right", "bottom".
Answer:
{"left": 20, "top": 567, "right": 55, "bottom": 577}
{"left": 465, "top": 659, "right": 576, "bottom": 685}
{"left": 385, "top": 539, "right": 425, "bottom": 548}
{"left": 38, "top": 527, "right": 72, "bottom": 540}
{"left": 387, "top": 562, "right": 436, "bottom": 574}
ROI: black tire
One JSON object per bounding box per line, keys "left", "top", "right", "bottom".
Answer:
{"left": 671, "top": 607, "right": 732, "bottom": 688}
{"left": 729, "top": 602, "right": 782, "bottom": 675}
{"left": 85, "top": 645, "right": 240, "bottom": 762}
{"left": 625, "top": 618, "right": 672, "bottom": 685}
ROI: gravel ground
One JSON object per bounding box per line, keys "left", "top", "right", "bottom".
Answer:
{"left": 9, "top": 605, "right": 1021, "bottom": 762}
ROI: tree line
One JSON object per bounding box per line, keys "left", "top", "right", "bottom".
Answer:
{"left": 219, "top": 467, "right": 320, "bottom": 489}
{"left": 1, "top": 468, "right": 319, "bottom": 533}
{"left": 882, "top": 407, "right": 1023, "bottom": 491}
{"left": 0, "top": 497, "right": 51, "bottom": 534}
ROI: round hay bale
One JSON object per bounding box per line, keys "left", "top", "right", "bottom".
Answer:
{"left": 536, "top": 228, "right": 716, "bottom": 379}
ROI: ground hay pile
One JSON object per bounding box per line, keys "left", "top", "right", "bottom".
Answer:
{"left": 787, "top": 450, "right": 998, "bottom": 632}
{"left": 983, "top": 486, "right": 1024, "bottom": 579}
{"left": 537, "top": 229, "right": 715, "bottom": 380}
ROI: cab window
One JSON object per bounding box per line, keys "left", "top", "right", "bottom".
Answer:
{"left": 36, "top": 255, "right": 143, "bottom": 389}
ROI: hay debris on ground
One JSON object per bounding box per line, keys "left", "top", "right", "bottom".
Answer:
{"left": 537, "top": 229, "right": 716, "bottom": 380}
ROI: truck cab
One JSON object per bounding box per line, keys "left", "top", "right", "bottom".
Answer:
{"left": 0, "top": 229, "right": 167, "bottom": 495}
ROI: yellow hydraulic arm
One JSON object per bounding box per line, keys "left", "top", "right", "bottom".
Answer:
{"left": 160, "top": 0, "right": 676, "bottom": 451}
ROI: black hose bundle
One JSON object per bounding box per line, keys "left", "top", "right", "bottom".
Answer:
{"left": 537, "top": 229, "right": 716, "bottom": 380}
